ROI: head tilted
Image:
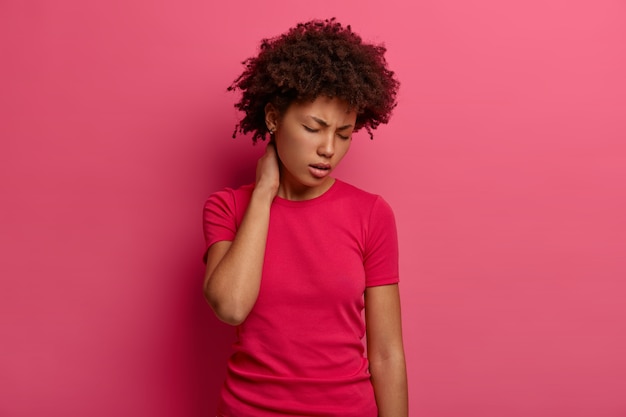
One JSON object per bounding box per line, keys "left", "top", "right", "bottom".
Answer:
{"left": 229, "top": 18, "right": 400, "bottom": 142}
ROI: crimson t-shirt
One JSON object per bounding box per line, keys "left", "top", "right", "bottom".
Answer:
{"left": 203, "top": 179, "right": 399, "bottom": 417}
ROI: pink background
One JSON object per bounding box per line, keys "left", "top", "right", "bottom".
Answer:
{"left": 1, "top": 1, "right": 625, "bottom": 416}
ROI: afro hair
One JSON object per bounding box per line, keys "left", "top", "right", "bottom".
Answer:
{"left": 228, "top": 18, "right": 400, "bottom": 142}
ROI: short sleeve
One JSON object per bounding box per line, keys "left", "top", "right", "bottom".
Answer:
{"left": 202, "top": 189, "right": 237, "bottom": 261}
{"left": 363, "top": 196, "right": 400, "bottom": 287}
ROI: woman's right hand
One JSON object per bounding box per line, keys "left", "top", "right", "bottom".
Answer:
{"left": 205, "top": 142, "right": 278, "bottom": 325}
{"left": 255, "top": 143, "right": 280, "bottom": 198}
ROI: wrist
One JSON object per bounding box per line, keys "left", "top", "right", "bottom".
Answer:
{"left": 251, "top": 184, "right": 277, "bottom": 204}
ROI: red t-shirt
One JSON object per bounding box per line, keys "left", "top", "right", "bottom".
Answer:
{"left": 203, "top": 179, "right": 399, "bottom": 417}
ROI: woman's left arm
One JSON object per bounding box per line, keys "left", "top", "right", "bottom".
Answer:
{"left": 365, "top": 283, "right": 408, "bottom": 417}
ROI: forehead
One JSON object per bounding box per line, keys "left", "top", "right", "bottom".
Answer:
{"left": 286, "top": 96, "right": 357, "bottom": 124}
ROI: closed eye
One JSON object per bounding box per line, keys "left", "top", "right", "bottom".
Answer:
{"left": 304, "top": 124, "right": 350, "bottom": 139}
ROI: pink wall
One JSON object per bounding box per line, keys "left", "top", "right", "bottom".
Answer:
{"left": 1, "top": 1, "right": 625, "bottom": 416}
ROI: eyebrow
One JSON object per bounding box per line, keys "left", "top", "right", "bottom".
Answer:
{"left": 310, "top": 116, "right": 353, "bottom": 131}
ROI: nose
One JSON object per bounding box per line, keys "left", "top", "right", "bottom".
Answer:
{"left": 317, "top": 134, "right": 335, "bottom": 158}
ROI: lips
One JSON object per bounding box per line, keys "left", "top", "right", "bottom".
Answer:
{"left": 310, "top": 163, "right": 331, "bottom": 170}
{"left": 308, "top": 163, "right": 331, "bottom": 179}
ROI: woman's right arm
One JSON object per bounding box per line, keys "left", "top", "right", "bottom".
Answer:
{"left": 203, "top": 144, "right": 279, "bottom": 325}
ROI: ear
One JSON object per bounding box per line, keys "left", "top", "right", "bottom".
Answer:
{"left": 264, "top": 103, "right": 279, "bottom": 131}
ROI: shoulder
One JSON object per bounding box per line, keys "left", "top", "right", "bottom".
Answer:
{"left": 205, "top": 183, "right": 254, "bottom": 209}
{"left": 203, "top": 183, "right": 255, "bottom": 226}
{"left": 334, "top": 179, "right": 379, "bottom": 202}
{"left": 334, "top": 179, "right": 395, "bottom": 216}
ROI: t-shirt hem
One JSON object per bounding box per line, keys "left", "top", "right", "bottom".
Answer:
{"left": 366, "top": 275, "right": 400, "bottom": 287}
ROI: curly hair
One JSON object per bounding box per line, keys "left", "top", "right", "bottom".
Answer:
{"left": 228, "top": 18, "right": 400, "bottom": 142}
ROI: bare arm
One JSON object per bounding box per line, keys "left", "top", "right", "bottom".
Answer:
{"left": 365, "top": 284, "right": 408, "bottom": 417}
{"left": 203, "top": 144, "right": 279, "bottom": 325}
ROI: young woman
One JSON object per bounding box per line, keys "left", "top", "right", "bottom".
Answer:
{"left": 203, "top": 18, "right": 407, "bottom": 417}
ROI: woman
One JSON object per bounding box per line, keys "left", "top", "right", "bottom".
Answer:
{"left": 203, "top": 18, "right": 407, "bottom": 417}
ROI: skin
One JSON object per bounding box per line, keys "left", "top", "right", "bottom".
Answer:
{"left": 366, "top": 284, "right": 409, "bottom": 417}
{"left": 267, "top": 95, "right": 356, "bottom": 201}
{"left": 203, "top": 95, "right": 408, "bottom": 416}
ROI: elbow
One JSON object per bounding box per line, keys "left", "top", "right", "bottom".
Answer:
{"left": 212, "top": 304, "right": 248, "bottom": 326}
{"left": 203, "top": 286, "right": 249, "bottom": 326}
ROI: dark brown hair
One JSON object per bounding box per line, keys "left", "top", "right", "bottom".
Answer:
{"left": 228, "top": 18, "right": 400, "bottom": 142}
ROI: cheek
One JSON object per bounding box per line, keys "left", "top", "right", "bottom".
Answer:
{"left": 274, "top": 135, "right": 296, "bottom": 166}
{"left": 277, "top": 132, "right": 305, "bottom": 157}
{"left": 338, "top": 140, "right": 352, "bottom": 157}
{"left": 274, "top": 143, "right": 287, "bottom": 165}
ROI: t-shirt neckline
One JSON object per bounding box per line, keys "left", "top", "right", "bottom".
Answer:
{"left": 273, "top": 179, "right": 342, "bottom": 207}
